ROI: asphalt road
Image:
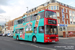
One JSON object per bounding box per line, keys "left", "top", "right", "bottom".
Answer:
{"left": 0, "top": 36, "right": 75, "bottom": 50}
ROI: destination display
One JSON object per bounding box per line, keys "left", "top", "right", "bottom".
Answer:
{"left": 48, "top": 19, "right": 56, "bottom": 24}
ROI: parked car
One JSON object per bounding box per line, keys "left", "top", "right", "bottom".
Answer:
{"left": 7, "top": 33, "right": 10, "bottom": 37}
{"left": 7, "top": 33, "right": 13, "bottom": 37}
{"left": 0, "top": 33, "right": 3, "bottom": 36}
{"left": 10, "top": 33, "right": 13, "bottom": 37}
{"left": 3, "top": 34, "right": 7, "bottom": 36}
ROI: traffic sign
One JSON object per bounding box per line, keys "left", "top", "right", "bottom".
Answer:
{"left": 58, "top": 24, "right": 67, "bottom": 27}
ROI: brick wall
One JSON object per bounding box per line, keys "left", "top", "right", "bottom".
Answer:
{"left": 6, "top": 20, "right": 14, "bottom": 30}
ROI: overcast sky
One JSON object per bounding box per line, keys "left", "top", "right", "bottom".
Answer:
{"left": 0, "top": 0, "right": 75, "bottom": 25}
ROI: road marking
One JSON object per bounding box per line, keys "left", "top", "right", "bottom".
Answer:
{"left": 30, "top": 44, "right": 56, "bottom": 50}
{"left": 30, "top": 44, "right": 39, "bottom": 48}
{"left": 59, "top": 42, "right": 75, "bottom": 45}
{"left": 19, "top": 42, "right": 57, "bottom": 50}
{"left": 20, "top": 42, "right": 25, "bottom": 44}
{"left": 1, "top": 37, "right": 56, "bottom": 50}
{"left": 3, "top": 39, "right": 10, "bottom": 41}
{"left": 38, "top": 47, "right": 56, "bottom": 50}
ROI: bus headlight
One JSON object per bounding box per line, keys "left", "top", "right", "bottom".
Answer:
{"left": 48, "top": 37, "right": 49, "bottom": 39}
{"left": 45, "top": 37, "right": 49, "bottom": 39}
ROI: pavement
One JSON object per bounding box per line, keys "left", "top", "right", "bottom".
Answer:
{"left": 59, "top": 37, "right": 75, "bottom": 39}
{"left": 0, "top": 36, "right": 75, "bottom": 50}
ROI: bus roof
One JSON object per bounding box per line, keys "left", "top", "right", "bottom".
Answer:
{"left": 45, "top": 9, "right": 56, "bottom": 13}
{"left": 38, "top": 9, "right": 56, "bottom": 13}
{"left": 23, "top": 9, "right": 56, "bottom": 18}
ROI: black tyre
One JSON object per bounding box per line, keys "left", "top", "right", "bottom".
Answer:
{"left": 32, "top": 37, "right": 37, "bottom": 43}
{"left": 16, "top": 36, "right": 19, "bottom": 41}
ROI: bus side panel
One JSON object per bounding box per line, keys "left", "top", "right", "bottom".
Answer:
{"left": 13, "top": 25, "right": 17, "bottom": 39}
{"left": 27, "top": 21, "right": 36, "bottom": 41}
{"left": 13, "top": 25, "right": 23, "bottom": 40}
{"left": 37, "top": 18, "right": 44, "bottom": 42}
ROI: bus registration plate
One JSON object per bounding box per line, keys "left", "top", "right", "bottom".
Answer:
{"left": 52, "top": 41, "right": 55, "bottom": 42}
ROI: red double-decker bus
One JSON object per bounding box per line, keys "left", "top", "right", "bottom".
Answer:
{"left": 44, "top": 9, "right": 59, "bottom": 43}
{"left": 13, "top": 9, "right": 59, "bottom": 43}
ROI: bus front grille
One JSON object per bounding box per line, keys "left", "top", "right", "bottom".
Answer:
{"left": 50, "top": 37, "right": 56, "bottom": 39}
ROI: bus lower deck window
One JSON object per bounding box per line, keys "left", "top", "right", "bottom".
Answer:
{"left": 39, "top": 26, "right": 44, "bottom": 33}
{"left": 34, "top": 27, "right": 37, "bottom": 33}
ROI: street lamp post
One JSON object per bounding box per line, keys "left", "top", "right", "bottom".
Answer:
{"left": 26, "top": 7, "right": 28, "bottom": 12}
{"left": 0, "top": 15, "right": 10, "bottom": 34}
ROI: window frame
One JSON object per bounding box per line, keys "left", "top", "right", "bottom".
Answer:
{"left": 15, "top": 29, "right": 19, "bottom": 34}
{"left": 39, "top": 26, "right": 44, "bottom": 33}
{"left": 57, "top": 18, "right": 60, "bottom": 23}
{"left": 19, "top": 28, "right": 24, "bottom": 34}
{"left": 54, "top": 6, "right": 56, "bottom": 10}
{"left": 34, "top": 27, "right": 37, "bottom": 33}
{"left": 51, "top": 6, "right": 53, "bottom": 10}
{"left": 57, "top": 12, "right": 59, "bottom": 16}
{"left": 38, "top": 12, "right": 44, "bottom": 19}
{"left": 31, "top": 14, "right": 37, "bottom": 21}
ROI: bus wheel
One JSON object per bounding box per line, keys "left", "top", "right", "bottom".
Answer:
{"left": 16, "top": 36, "right": 19, "bottom": 41}
{"left": 33, "top": 37, "right": 36, "bottom": 43}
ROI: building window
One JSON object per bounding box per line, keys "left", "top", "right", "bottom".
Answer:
{"left": 57, "top": 12, "right": 59, "bottom": 16}
{"left": 57, "top": 19, "right": 60, "bottom": 23}
{"left": 66, "top": 15, "right": 68, "bottom": 18}
{"left": 45, "top": 8, "right": 47, "bottom": 9}
{"left": 72, "top": 11, "right": 74, "bottom": 14}
{"left": 66, "top": 9, "right": 67, "bottom": 13}
{"left": 70, "top": 21, "right": 72, "bottom": 24}
{"left": 69, "top": 10, "right": 71, "bottom": 14}
{"left": 57, "top": 6, "right": 59, "bottom": 10}
{"left": 73, "top": 22, "right": 75, "bottom": 24}
{"left": 67, "top": 20, "right": 68, "bottom": 24}
{"left": 59, "top": 26, "right": 66, "bottom": 31}
{"left": 63, "top": 8, "right": 64, "bottom": 12}
{"left": 51, "top": 6, "right": 53, "bottom": 10}
{"left": 73, "top": 14, "right": 74, "bottom": 17}
{"left": 48, "top": 6, "right": 50, "bottom": 10}
{"left": 70, "top": 14, "right": 71, "bottom": 16}
{"left": 14, "top": 20, "right": 17, "bottom": 25}
{"left": 64, "top": 20, "right": 65, "bottom": 24}
{"left": 54, "top": 6, "right": 56, "bottom": 10}
{"left": 59, "top": 26, "right": 62, "bottom": 31}
{"left": 63, "top": 26, "right": 66, "bottom": 31}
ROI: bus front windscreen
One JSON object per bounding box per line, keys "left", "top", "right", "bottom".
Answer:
{"left": 45, "top": 25, "right": 58, "bottom": 35}
{"left": 45, "top": 11, "right": 56, "bottom": 18}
